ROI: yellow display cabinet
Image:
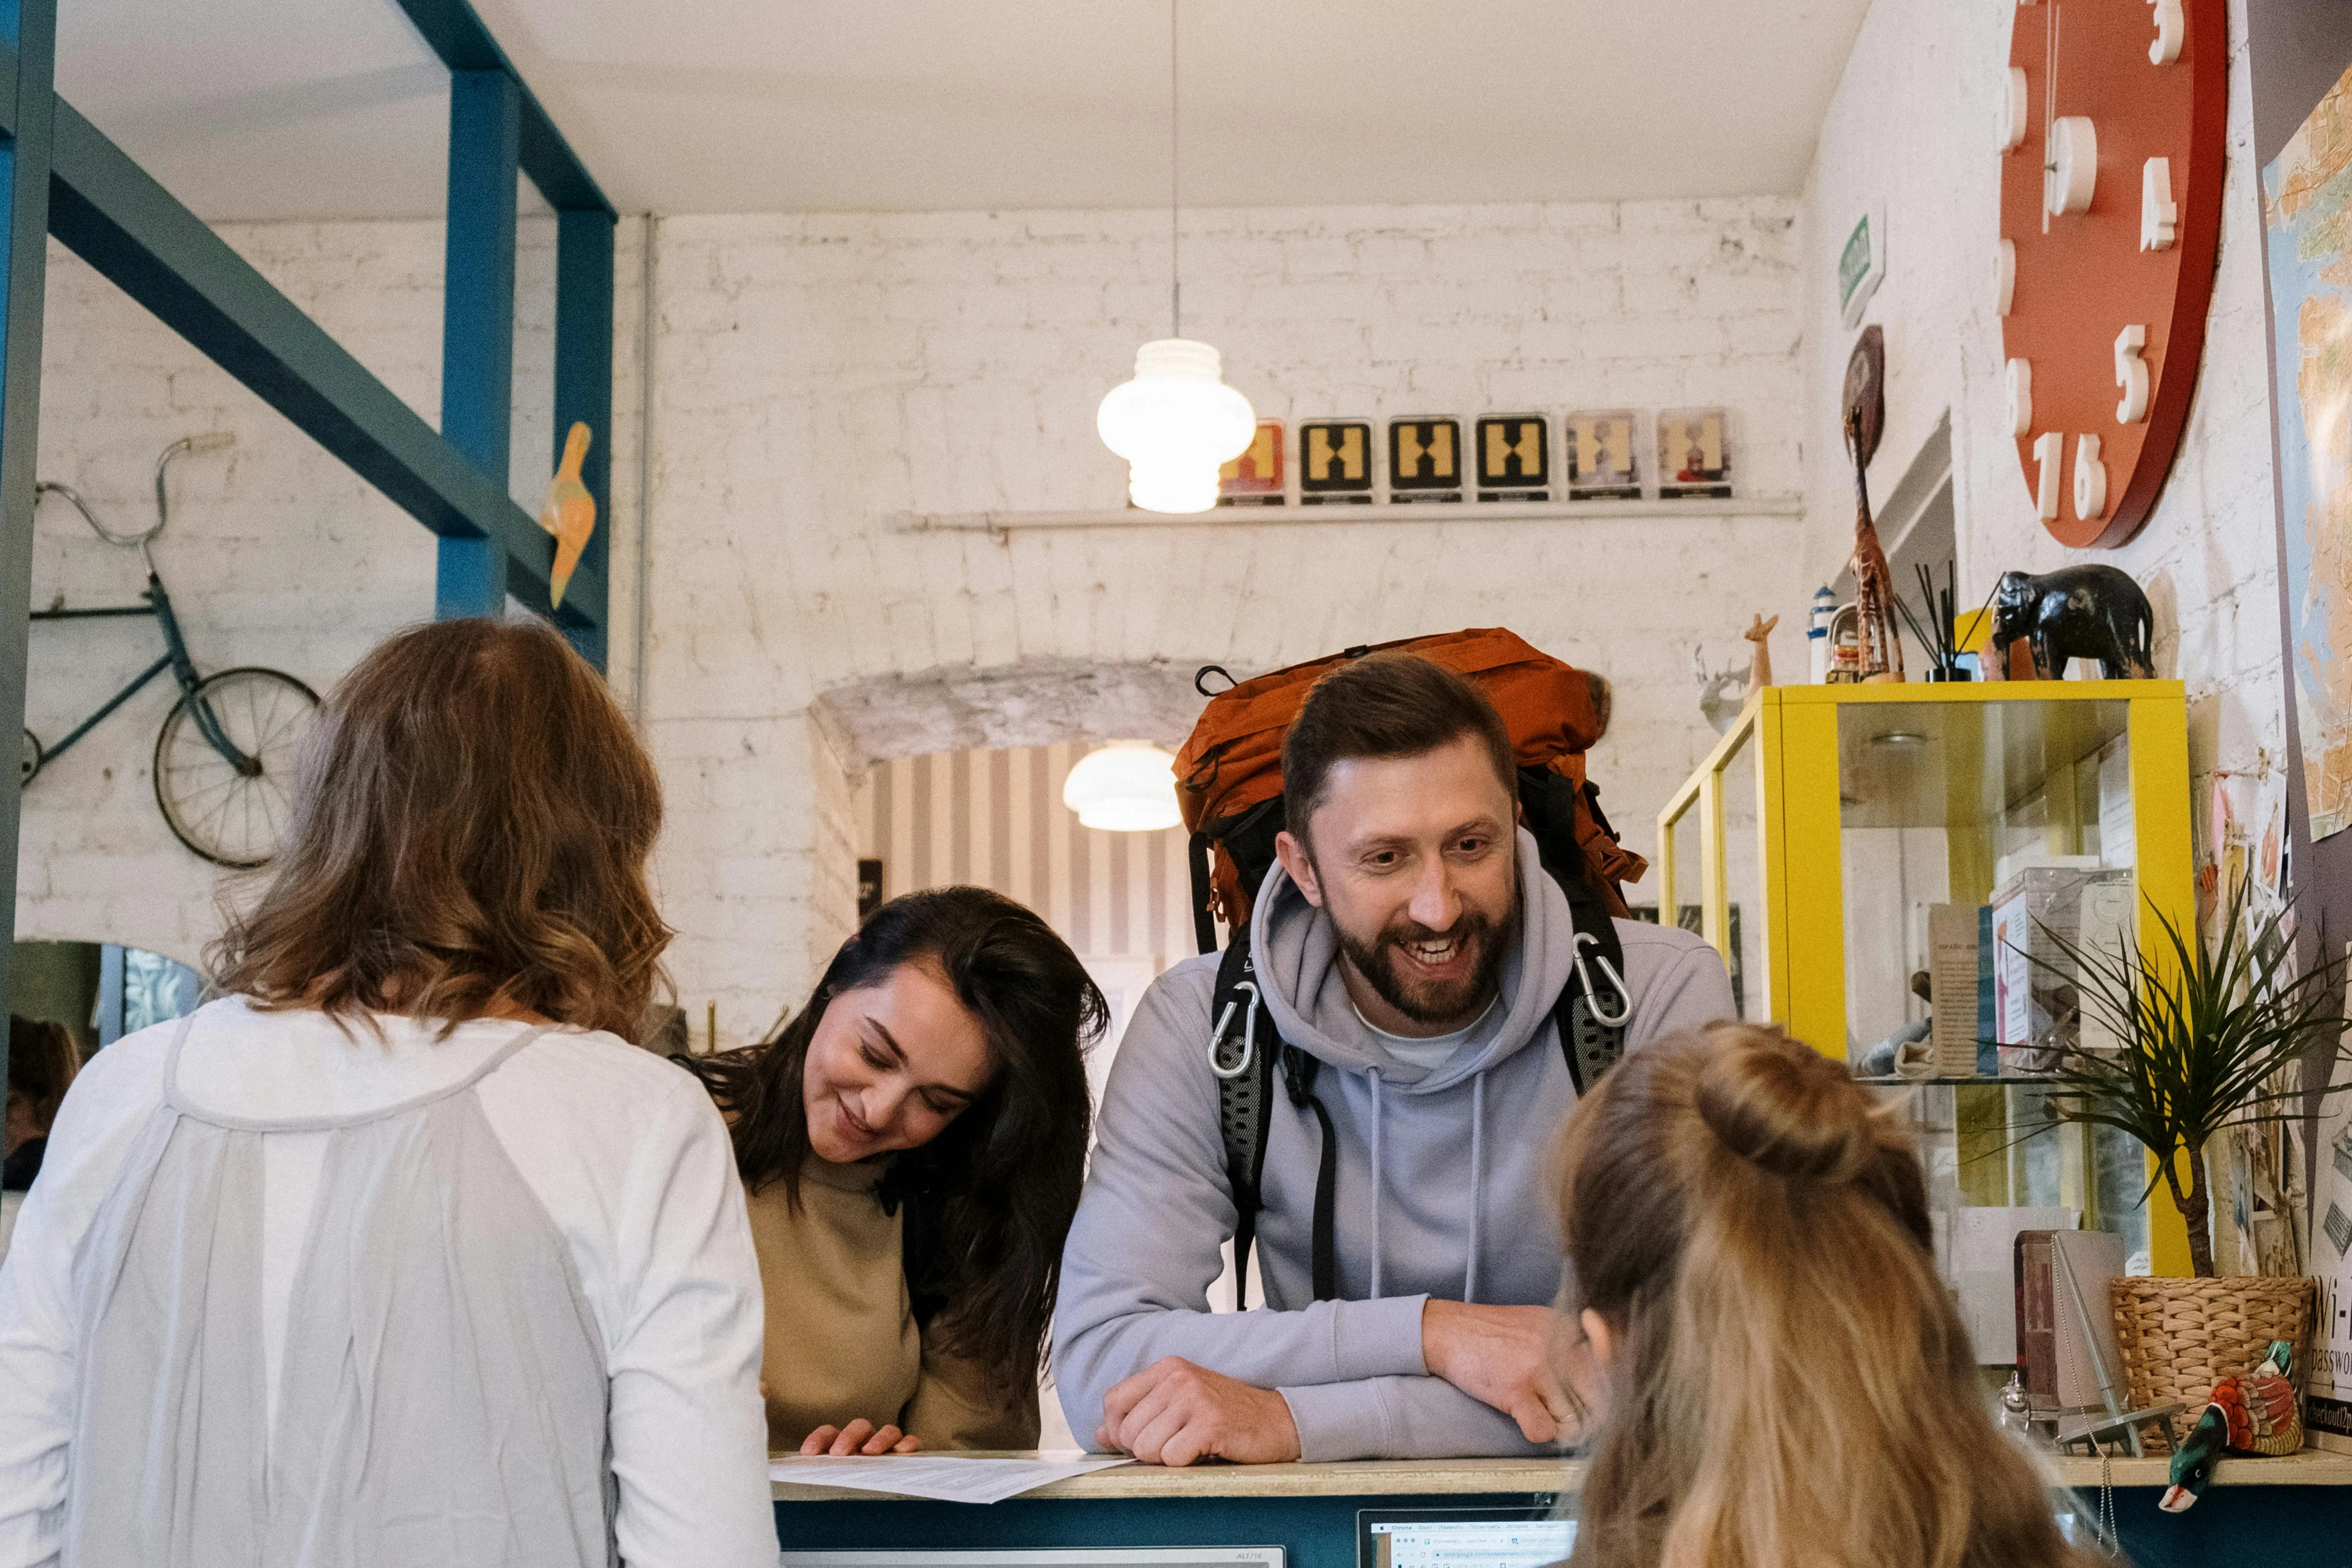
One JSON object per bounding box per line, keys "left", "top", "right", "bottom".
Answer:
{"left": 1656, "top": 681, "right": 2195, "bottom": 1280}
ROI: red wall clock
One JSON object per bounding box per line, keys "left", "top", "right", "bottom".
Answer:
{"left": 1999, "top": 0, "right": 2227, "bottom": 548}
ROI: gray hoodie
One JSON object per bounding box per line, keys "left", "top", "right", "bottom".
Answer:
{"left": 1052, "top": 828, "right": 1735, "bottom": 1462}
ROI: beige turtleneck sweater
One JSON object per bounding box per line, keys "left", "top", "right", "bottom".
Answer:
{"left": 745, "top": 1155, "right": 1039, "bottom": 1454}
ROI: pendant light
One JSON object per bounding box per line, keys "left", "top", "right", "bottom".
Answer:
{"left": 1096, "top": 0, "right": 1256, "bottom": 514}
{"left": 1061, "top": 741, "right": 1183, "bottom": 832}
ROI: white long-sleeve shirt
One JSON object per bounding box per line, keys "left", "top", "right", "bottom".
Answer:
{"left": 0, "top": 999, "right": 777, "bottom": 1568}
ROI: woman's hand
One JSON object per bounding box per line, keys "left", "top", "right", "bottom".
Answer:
{"left": 800, "top": 1419, "right": 922, "bottom": 1456}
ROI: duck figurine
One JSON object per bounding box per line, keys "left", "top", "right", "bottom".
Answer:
{"left": 2158, "top": 1340, "right": 2302, "bottom": 1513}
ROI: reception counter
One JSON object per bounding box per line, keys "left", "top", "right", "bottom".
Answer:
{"left": 773, "top": 1450, "right": 2352, "bottom": 1568}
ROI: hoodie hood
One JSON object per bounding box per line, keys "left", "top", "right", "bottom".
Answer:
{"left": 1248, "top": 827, "right": 1576, "bottom": 1093}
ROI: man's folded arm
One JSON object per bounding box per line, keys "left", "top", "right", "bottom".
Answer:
{"left": 1052, "top": 969, "right": 1429, "bottom": 1446}
{"left": 1280, "top": 1375, "right": 1551, "bottom": 1463}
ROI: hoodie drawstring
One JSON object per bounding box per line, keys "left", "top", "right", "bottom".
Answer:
{"left": 1466, "top": 1071, "right": 1486, "bottom": 1304}
{"left": 1368, "top": 1068, "right": 1385, "bottom": 1300}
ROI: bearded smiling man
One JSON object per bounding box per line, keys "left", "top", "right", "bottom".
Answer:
{"left": 1052, "top": 653, "right": 1734, "bottom": 1465}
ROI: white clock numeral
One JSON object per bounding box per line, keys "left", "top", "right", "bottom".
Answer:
{"left": 2002, "top": 67, "right": 2029, "bottom": 152}
{"left": 2149, "top": 0, "right": 2184, "bottom": 64}
{"left": 1996, "top": 238, "right": 2016, "bottom": 317}
{"left": 2050, "top": 117, "right": 2098, "bottom": 216}
{"left": 2141, "top": 157, "right": 2178, "bottom": 251}
{"left": 2035, "top": 432, "right": 2064, "bottom": 521}
{"left": 2074, "top": 434, "right": 2108, "bottom": 521}
{"left": 2008, "top": 358, "right": 2034, "bottom": 436}
{"left": 2116, "top": 325, "right": 2151, "bottom": 424}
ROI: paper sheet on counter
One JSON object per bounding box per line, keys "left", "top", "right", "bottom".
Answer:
{"left": 768, "top": 1453, "right": 1131, "bottom": 1504}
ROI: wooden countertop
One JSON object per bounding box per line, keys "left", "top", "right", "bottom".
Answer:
{"left": 771, "top": 1449, "right": 2352, "bottom": 1503}
{"left": 2044, "top": 1448, "right": 2352, "bottom": 1490}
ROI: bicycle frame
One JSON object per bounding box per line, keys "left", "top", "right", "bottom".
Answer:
{"left": 30, "top": 574, "right": 255, "bottom": 773}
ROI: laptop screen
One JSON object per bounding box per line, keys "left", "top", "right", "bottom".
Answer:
{"left": 1357, "top": 1508, "right": 1575, "bottom": 1568}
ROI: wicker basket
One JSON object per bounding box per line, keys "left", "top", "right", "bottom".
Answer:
{"left": 2109, "top": 1275, "right": 2314, "bottom": 1451}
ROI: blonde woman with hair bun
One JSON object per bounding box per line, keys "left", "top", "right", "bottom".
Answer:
{"left": 1551, "top": 1021, "right": 2100, "bottom": 1568}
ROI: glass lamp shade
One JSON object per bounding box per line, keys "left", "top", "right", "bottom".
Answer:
{"left": 1061, "top": 741, "right": 1183, "bottom": 832}
{"left": 1096, "top": 339, "right": 1258, "bottom": 514}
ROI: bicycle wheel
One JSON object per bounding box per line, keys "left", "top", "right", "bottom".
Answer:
{"left": 152, "top": 666, "right": 319, "bottom": 868}
{"left": 20, "top": 729, "right": 39, "bottom": 785}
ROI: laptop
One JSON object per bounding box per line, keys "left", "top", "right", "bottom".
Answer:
{"left": 1357, "top": 1506, "right": 1574, "bottom": 1568}
{"left": 778, "top": 1552, "right": 1282, "bottom": 1567}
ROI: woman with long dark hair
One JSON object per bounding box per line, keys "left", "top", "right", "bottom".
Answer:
{"left": 685, "top": 886, "right": 1104, "bottom": 1456}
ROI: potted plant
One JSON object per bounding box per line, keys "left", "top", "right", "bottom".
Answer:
{"left": 2031, "top": 884, "right": 2347, "bottom": 1439}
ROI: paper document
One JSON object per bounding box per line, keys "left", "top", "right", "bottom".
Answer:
{"left": 768, "top": 1453, "right": 1131, "bottom": 1505}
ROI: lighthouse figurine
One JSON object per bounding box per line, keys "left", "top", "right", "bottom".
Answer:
{"left": 1808, "top": 585, "right": 1836, "bottom": 684}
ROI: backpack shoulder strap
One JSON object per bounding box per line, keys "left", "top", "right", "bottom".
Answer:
{"left": 1282, "top": 1048, "right": 1339, "bottom": 1303}
{"left": 1548, "top": 872, "right": 1633, "bottom": 1094}
{"left": 1212, "top": 932, "right": 1282, "bottom": 1305}
{"left": 1211, "top": 929, "right": 1343, "bottom": 1308}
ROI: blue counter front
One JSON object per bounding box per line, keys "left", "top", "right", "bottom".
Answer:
{"left": 772, "top": 1452, "right": 2352, "bottom": 1568}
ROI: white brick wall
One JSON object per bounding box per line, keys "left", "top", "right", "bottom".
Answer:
{"left": 1798, "top": 0, "right": 2283, "bottom": 845}
{"left": 20, "top": 196, "right": 1805, "bottom": 1042}
{"left": 642, "top": 200, "right": 1809, "bottom": 1036}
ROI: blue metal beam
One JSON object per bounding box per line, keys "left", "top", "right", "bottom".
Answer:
{"left": 436, "top": 68, "right": 520, "bottom": 620}
{"left": 389, "top": 0, "right": 612, "bottom": 217}
{"left": 554, "top": 207, "right": 613, "bottom": 668}
{"left": 28, "top": 68, "right": 606, "bottom": 633}
{"left": 0, "top": 0, "right": 53, "bottom": 1039}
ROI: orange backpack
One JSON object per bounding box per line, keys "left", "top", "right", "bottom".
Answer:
{"left": 1174, "top": 628, "right": 1648, "bottom": 952}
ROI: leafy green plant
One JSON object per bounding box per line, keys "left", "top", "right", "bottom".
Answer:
{"left": 2028, "top": 884, "right": 2348, "bottom": 1278}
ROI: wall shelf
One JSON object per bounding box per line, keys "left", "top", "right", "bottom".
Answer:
{"left": 895, "top": 495, "right": 1803, "bottom": 535}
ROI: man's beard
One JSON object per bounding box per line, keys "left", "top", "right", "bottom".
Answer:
{"left": 1333, "top": 886, "right": 1522, "bottom": 1029}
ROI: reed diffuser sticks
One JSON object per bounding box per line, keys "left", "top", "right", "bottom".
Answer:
{"left": 1891, "top": 562, "right": 1996, "bottom": 681}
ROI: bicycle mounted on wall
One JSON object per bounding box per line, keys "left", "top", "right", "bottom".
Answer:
{"left": 24, "top": 434, "right": 318, "bottom": 868}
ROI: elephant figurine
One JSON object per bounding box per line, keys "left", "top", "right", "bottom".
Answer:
{"left": 1990, "top": 565, "right": 2153, "bottom": 680}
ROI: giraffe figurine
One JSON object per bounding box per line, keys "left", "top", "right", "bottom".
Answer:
{"left": 1743, "top": 613, "right": 1778, "bottom": 692}
{"left": 1847, "top": 409, "right": 1904, "bottom": 682}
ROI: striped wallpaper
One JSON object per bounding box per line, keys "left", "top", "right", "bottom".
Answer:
{"left": 854, "top": 742, "right": 1211, "bottom": 973}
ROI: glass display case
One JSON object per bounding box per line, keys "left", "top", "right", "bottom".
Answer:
{"left": 1656, "top": 681, "right": 2196, "bottom": 1284}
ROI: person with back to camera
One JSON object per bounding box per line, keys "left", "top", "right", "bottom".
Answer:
{"left": 0, "top": 617, "right": 775, "bottom": 1568}
{"left": 1553, "top": 1020, "right": 2101, "bottom": 1568}
{"left": 1054, "top": 652, "right": 1736, "bottom": 1465}
{"left": 680, "top": 886, "right": 1105, "bottom": 1457}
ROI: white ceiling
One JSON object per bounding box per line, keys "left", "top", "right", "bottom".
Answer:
{"left": 58, "top": 0, "right": 1874, "bottom": 221}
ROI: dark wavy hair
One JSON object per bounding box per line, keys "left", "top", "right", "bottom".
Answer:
{"left": 1281, "top": 652, "right": 1516, "bottom": 842}
{"left": 7, "top": 1015, "right": 79, "bottom": 1132}
{"left": 686, "top": 887, "right": 1105, "bottom": 1397}
{"left": 210, "top": 617, "right": 669, "bottom": 1039}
